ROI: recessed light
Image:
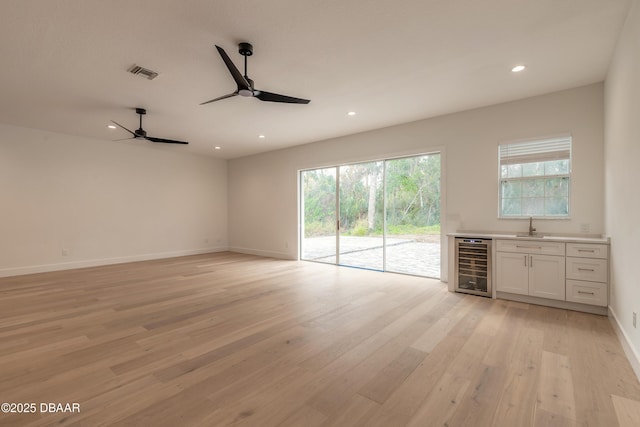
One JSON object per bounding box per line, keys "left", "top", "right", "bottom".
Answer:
{"left": 347, "top": 111, "right": 356, "bottom": 116}
{"left": 511, "top": 65, "right": 526, "bottom": 73}
{"left": 214, "top": 146, "right": 221, "bottom": 150}
{"left": 107, "top": 124, "right": 116, "bottom": 129}
{"left": 258, "top": 135, "right": 265, "bottom": 139}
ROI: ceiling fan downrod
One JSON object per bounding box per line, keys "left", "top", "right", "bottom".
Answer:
{"left": 239, "top": 42, "right": 253, "bottom": 97}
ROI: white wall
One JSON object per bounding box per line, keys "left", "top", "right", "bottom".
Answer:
{"left": 228, "top": 83, "right": 605, "bottom": 282}
{"left": 0, "top": 123, "right": 228, "bottom": 276}
{"left": 605, "top": 0, "right": 640, "bottom": 370}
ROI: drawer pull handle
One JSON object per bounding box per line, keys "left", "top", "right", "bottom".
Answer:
{"left": 578, "top": 249, "right": 595, "bottom": 253}
{"left": 578, "top": 268, "right": 595, "bottom": 272}
{"left": 578, "top": 290, "right": 595, "bottom": 295}
{"left": 516, "top": 245, "right": 542, "bottom": 249}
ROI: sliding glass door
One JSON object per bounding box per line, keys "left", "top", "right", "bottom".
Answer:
{"left": 338, "top": 161, "right": 384, "bottom": 271}
{"left": 300, "top": 153, "right": 441, "bottom": 278}
{"left": 384, "top": 155, "right": 441, "bottom": 277}
{"left": 300, "top": 167, "right": 337, "bottom": 264}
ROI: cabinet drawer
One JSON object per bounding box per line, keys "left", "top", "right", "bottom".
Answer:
{"left": 566, "top": 280, "right": 607, "bottom": 306}
{"left": 566, "top": 257, "right": 607, "bottom": 282}
{"left": 566, "top": 243, "right": 608, "bottom": 259}
{"left": 496, "top": 239, "right": 565, "bottom": 256}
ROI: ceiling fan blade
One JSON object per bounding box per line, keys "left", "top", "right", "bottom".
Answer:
{"left": 215, "top": 45, "right": 250, "bottom": 91}
{"left": 111, "top": 120, "right": 136, "bottom": 136}
{"left": 255, "top": 90, "right": 310, "bottom": 104}
{"left": 200, "top": 92, "right": 238, "bottom": 105}
{"left": 145, "top": 136, "right": 189, "bottom": 145}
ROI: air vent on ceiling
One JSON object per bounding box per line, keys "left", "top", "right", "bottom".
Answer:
{"left": 127, "top": 64, "right": 159, "bottom": 80}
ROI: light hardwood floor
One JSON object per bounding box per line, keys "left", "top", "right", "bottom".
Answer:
{"left": 1, "top": 252, "right": 639, "bottom": 426}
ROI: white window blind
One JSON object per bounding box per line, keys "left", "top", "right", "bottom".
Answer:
{"left": 499, "top": 136, "right": 571, "bottom": 165}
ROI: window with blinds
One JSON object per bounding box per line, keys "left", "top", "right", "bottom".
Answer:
{"left": 498, "top": 135, "right": 571, "bottom": 218}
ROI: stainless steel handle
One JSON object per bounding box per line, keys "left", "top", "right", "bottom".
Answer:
{"left": 524, "top": 255, "right": 527, "bottom": 267}
{"left": 578, "top": 290, "right": 595, "bottom": 295}
{"left": 578, "top": 268, "right": 595, "bottom": 272}
{"left": 530, "top": 255, "right": 533, "bottom": 267}
{"left": 516, "top": 245, "right": 542, "bottom": 249}
{"left": 578, "top": 249, "right": 595, "bottom": 253}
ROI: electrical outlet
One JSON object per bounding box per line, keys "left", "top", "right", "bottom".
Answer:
{"left": 204, "top": 238, "right": 209, "bottom": 244}
{"left": 634, "top": 312, "right": 637, "bottom": 328}
{"left": 580, "top": 223, "right": 590, "bottom": 233}
{"left": 61, "top": 248, "right": 69, "bottom": 256}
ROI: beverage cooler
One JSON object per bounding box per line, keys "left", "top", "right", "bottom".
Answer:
{"left": 455, "top": 237, "right": 492, "bottom": 297}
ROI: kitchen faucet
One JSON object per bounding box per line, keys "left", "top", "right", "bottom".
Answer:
{"left": 528, "top": 216, "right": 536, "bottom": 236}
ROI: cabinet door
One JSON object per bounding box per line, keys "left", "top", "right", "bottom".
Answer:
{"left": 529, "top": 254, "right": 566, "bottom": 301}
{"left": 496, "top": 252, "right": 529, "bottom": 295}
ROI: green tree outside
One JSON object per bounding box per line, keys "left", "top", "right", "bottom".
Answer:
{"left": 302, "top": 154, "right": 441, "bottom": 238}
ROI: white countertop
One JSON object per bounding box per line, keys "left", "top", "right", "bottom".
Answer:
{"left": 447, "top": 231, "right": 610, "bottom": 244}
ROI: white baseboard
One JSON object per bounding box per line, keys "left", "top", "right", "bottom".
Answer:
{"left": 0, "top": 246, "right": 228, "bottom": 278}
{"left": 495, "top": 291, "right": 608, "bottom": 315}
{"left": 228, "top": 246, "right": 296, "bottom": 260}
{"left": 609, "top": 306, "right": 640, "bottom": 383}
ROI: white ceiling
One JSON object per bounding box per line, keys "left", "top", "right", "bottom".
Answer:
{"left": 0, "top": 0, "right": 631, "bottom": 159}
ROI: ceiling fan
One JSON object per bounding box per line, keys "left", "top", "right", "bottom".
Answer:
{"left": 111, "top": 108, "right": 188, "bottom": 145}
{"left": 201, "top": 43, "right": 310, "bottom": 105}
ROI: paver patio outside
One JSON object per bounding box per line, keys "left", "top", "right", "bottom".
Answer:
{"left": 301, "top": 235, "right": 441, "bottom": 278}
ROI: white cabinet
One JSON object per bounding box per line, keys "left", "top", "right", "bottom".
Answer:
{"left": 496, "top": 242, "right": 566, "bottom": 301}
{"left": 495, "top": 239, "right": 609, "bottom": 310}
{"left": 529, "top": 254, "right": 566, "bottom": 300}
{"left": 566, "top": 243, "right": 608, "bottom": 259}
{"left": 566, "top": 257, "right": 607, "bottom": 283}
{"left": 565, "top": 243, "right": 608, "bottom": 307}
{"left": 496, "top": 252, "right": 529, "bottom": 295}
{"left": 495, "top": 240, "right": 565, "bottom": 256}
{"left": 566, "top": 280, "right": 607, "bottom": 306}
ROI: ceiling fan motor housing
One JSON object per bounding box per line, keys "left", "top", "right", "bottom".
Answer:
{"left": 238, "top": 42, "right": 253, "bottom": 56}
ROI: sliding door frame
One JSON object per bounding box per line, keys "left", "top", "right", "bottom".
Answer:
{"left": 299, "top": 148, "right": 445, "bottom": 279}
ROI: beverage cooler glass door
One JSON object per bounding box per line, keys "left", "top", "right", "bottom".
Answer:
{"left": 455, "top": 238, "right": 492, "bottom": 297}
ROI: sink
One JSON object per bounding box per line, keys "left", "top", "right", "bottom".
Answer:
{"left": 515, "top": 233, "right": 544, "bottom": 238}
